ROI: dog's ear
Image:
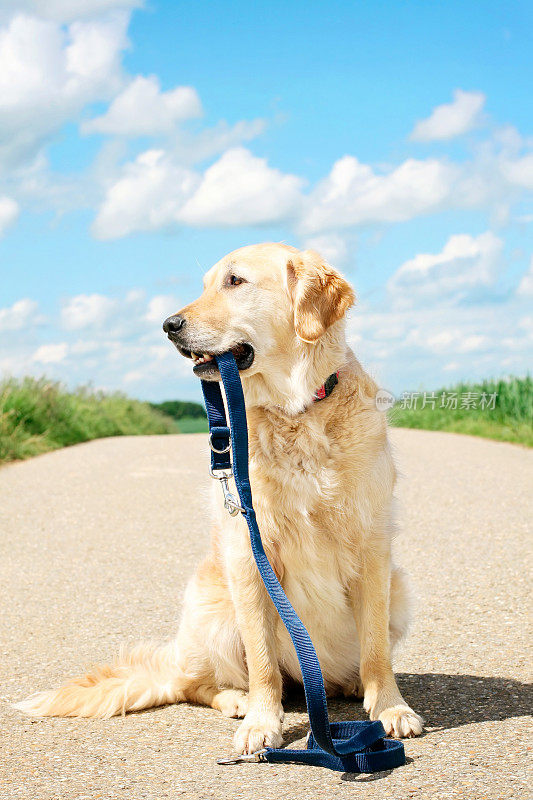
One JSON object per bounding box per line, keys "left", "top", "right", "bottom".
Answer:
{"left": 287, "top": 250, "right": 355, "bottom": 343}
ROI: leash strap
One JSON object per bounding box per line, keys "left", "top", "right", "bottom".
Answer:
{"left": 201, "top": 352, "right": 405, "bottom": 773}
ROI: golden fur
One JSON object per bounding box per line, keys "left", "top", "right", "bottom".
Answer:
{"left": 16, "top": 243, "right": 423, "bottom": 752}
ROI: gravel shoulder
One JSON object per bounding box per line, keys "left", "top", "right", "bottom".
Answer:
{"left": 1, "top": 429, "right": 531, "bottom": 800}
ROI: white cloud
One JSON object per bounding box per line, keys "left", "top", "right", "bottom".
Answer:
{"left": 518, "top": 315, "right": 533, "bottom": 334}
{"left": 91, "top": 148, "right": 198, "bottom": 239}
{"left": 50, "top": 289, "right": 181, "bottom": 344}
{"left": 93, "top": 146, "right": 303, "bottom": 238}
{"left": 405, "top": 327, "right": 491, "bottom": 355}
{"left": 0, "top": 11, "right": 129, "bottom": 172}
{"left": 458, "top": 334, "right": 488, "bottom": 352}
{"left": 61, "top": 293, "right": 116, "bottom": 329}
{"left": 83, "top": 75, "right": 202, "bottom": 136}
{"left": 70, "top": 339, "right": 103, "bottom": 354}
{"left": 0, "top": 298, "right": 40, "bottom": 331}
{"left": 179, "top": 147, "right": 304, "bottom": 227}
{"left": 443, "top": 361, "right": 460, "bottom": 372}
{"left": 301, "top": 155, "right": 456, "bottom": 233}
{"left": 425, "top": 331, "right": 455, "bottom": 351}
{"left": 388, "top": 232, "right": 503, "bottom": 307}
{"left": 2, "top": 1, "right": 141, "bottom": 24}
{"left": 299, "top": 127, "right": 533, "bottom": 236}
{"left": 32, "top": 342, "right": 68, "bottom": 363}
{"left": 125, "top": 288, "right": 145, "bottom": 304}
{"left": 517, "top": 257, "right": 533, "bottom": 296}
{"left": 0, "top": 3, "right": 270, "bottom": 229}
{"left": 0, "top": 2, "right": 529, "bottom": 249}
{"left": 169, "top": 118, "right": 266, "bottom": 166}
{"left": 123, "top": 369, "right": 143, "bottom": 384}
{"left": 0, "top": 286, "right": 195, "bottom": 394}
{"left": 145, "top": 295, "right": 180, "bottom": 324}
{"left": 0, "top": 7, "right": 527, "bottom": 244}
{"left": 0, "top": 195, "right": 19, "bottom": 234}
{"left": 302, "top": 233, "right": 349, "bottom": 265}
{"left": 499, "top": 153, "right": 533, "bottom": 190}
{"left": 348, "top": 296, "right": 532, "bottom": 393}
{"left": 410, "top": 89, "right": 486, "bottom": 142}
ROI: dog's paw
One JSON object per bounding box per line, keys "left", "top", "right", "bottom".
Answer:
{"left": 213, "top": 689, "right": 249, "bottom": 719}
{"left": 233, "top": 707, "right": 284, "bottom": 754}
{"left": 377, "top": 704, "right": 424, "bottom": 738}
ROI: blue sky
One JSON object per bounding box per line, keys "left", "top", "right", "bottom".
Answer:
{"left": 0, "top": 0, "right": 531, "bottom": 402}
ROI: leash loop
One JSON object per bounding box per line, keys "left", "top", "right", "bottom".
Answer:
{"left": 209, "top": 430, "right": 231, "bottom": 454}
{"left": 200, "top": 352, "right": 405, "bottom": 773}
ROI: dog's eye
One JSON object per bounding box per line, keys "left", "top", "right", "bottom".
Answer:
{"left": 226, "top": 274, "right": 244, "bottom": 287}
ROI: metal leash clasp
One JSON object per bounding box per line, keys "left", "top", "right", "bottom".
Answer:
{"left": 209, "top": 466, "right": 245, "bottom": 516}
{"left": 217, "top": 749, "right": 267, "bottom": 765}
{"left": 208, "top": 430, "right": 245, "bottom": 516}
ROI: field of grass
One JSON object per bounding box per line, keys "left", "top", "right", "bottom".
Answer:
{"left": 389, "top": 376, "right": 532, "bottom": 447}
{"left": 150, "top": 399, "right": 208, "bottom": 433}
{"left": 0, "top": 377, "right": 179, "bottom": 464}
{"left": 175, "top": 415, "right": 209, "bottom": 433}
{"left": 2, "top": 373, "right": 530, "bottom": 464}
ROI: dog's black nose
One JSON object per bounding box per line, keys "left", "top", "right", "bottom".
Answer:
{"left": 163, "top": 315, "right": 186, "bottom": 335}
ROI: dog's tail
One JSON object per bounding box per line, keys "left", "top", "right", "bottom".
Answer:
{"left": 14, "top": 642, "right": 187, "bottom": 719}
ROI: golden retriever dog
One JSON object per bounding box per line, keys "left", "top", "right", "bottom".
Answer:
{"left": 16, "top": 243, "right": 423, "bottom": 753}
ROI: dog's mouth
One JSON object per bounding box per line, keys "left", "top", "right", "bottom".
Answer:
{"left": 176, "top": 342, "right": 255, "bottom": 377}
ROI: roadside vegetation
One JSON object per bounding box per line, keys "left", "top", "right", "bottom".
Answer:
{"left": 0, "top": 377, "right": 179, "bottom": 464}
{"left": 150, "top": 399, "right": 208, "bottom": 433}
{"left": 1, "top": 374, "right": 529, "bottom": 464}
{"left": 389, "top": 376, "right": 532, "bottom": 447}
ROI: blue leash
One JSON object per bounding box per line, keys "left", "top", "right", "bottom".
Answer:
{"left": 200, "top": 351, "right": 405, "bottom": 773}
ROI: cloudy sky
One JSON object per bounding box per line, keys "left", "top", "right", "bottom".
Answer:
{"left": 0, "top": 0, "right": 531, "bottom": 402}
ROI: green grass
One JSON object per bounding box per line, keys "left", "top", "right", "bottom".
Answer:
{"left": 150, "top": 399, "right": 207, "bottom": 422}
{"left": 149, "top": 399, "right": 208, "bottom": 433}
{"left": 389, "top": 376, "right": 532, "bottom": 447}
{"left": 175, "top": 415, "right": 209, "bottom": 433}
{"left": 3, "top": 373, "right": 530, "bottom": 464}
{"left": 0, "top": 377, "right": 179, "bottom": 464}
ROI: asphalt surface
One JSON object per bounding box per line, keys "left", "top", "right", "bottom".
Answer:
{"left": 1, "top": 429, "right": 531, "bottom": 800}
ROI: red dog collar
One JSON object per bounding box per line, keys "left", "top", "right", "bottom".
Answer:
{"left": 313, "top": 371, "right": 339, "bottom": 402}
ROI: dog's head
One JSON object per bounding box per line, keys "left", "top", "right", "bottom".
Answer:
{"left": 163, "top": 243, "right": 355, "bottom": 413}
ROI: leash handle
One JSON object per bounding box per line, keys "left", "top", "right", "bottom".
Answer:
{"left": 201, "top": 352, "right": 405, "bottom": 772}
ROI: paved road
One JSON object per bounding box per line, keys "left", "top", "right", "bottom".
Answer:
{"left": 1, "top": 430, "right": 531, "bottom": 800}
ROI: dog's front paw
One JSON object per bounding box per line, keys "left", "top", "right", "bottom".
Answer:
{"left": 377, "top": 704, "right": 424, "bottom": 738}
{"left": 213, "top": 689, "right": 249, "bottom": 718}
{"left": 233, "top": 707, "right": 284, "bottom": 754}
